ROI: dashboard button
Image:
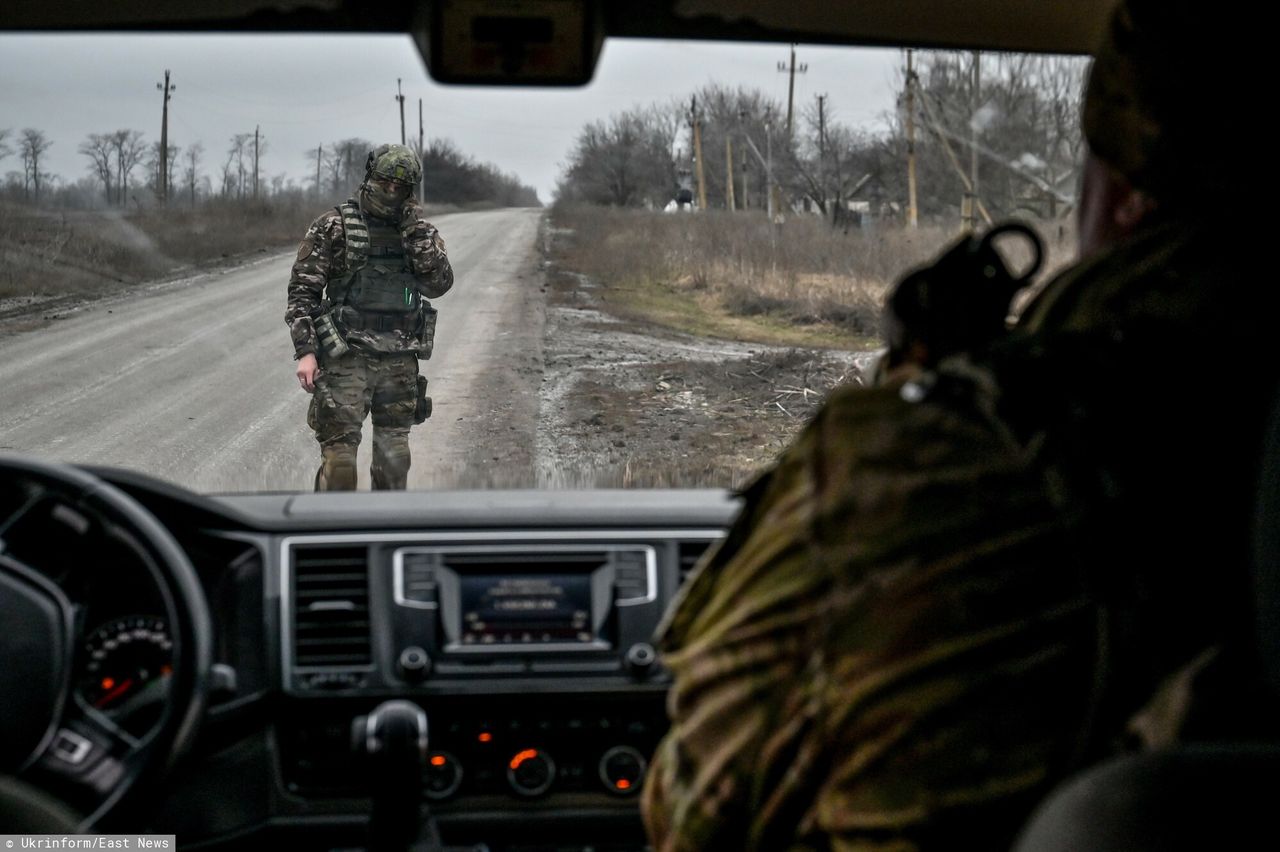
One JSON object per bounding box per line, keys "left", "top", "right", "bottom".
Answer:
{"left": 625, "top": 642, "right": 656, "bottom": 674}
{"left": 398, "top": 646, "right": 432, "bottom": 681}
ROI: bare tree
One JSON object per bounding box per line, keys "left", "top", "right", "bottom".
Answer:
{"left": 109, "top": 130, "right": 147, "bottom": 207}
{"left": 251, "top": 133, "right": 268, "bottom": 199}
{"left": 679, "top": 84, "right": 783, "bottom": 211}
{"left": 788, "top": 103, "right": 887, "bottom": 219}
{"left": 322, "top": 138, "right": 372, "bottom": 196}
{"left": 220, "top": 146, "right": 236, "bottom": 197}
{"left": 308, "top": 144, "right": 325, "bottom": 199}
{"left": 20, "top": 129, "right": 53, "bottom": 202}
{"left": 890, "top": 51, "right": 1088, "bottom": 220}
{"left": 79, "top": 133, "right": 116, "bottom": 204}
{"left": 147, "top": 140, "right": 180, "bottom": 198}
{"left": 0, "top": 129, "right": 12, "bottom": 168}
{"left": 20, "top": 149, "right": 32, "bottom": 199}
{"left": 183, "top": 142, "right": 204, "bottom": 207}
{"left": 557, "top": 107, "right": 678, "bottom": 207}
{"left": 226, "top": 133, "right": 252, "bottom": 199}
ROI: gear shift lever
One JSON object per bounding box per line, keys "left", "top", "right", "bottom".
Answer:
{"left": 353, "top": 700, "right": 429, "bottom": 852}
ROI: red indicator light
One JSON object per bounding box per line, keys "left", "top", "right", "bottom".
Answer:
{"left": 101, "top": 677, "right": 115, "bottom": 690}
{"left": 616, "top": 779, "right": 631, "bottom": 790}
{"left": 478, "top": 732, "right": 493, "bottom": 743}
{"left": 509, "top": 749, "right": 539, "bottom": 771}
{"left": 160, "top": 664, "right": 173, "bottom": 676}
{"left": 430, "top": 755, "right": 446, "bottom": 767}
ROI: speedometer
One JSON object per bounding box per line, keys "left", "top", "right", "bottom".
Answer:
{"left": 79, "top": 616, "right": 173, "bottom": 727}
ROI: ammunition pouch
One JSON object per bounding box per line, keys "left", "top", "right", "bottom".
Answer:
{"left": 314, "top": 311, "right": 349, "bottom": 359}
{"left": 417, "top": 305, "right": 438, "bottom": 359}
{"left": 414, "top": 375, "right": 432, "bottom": 424}
{"left": 337, "top": 306, "right": 418, "bottom": 333}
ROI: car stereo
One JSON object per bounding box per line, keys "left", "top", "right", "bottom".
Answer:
{"left": 395, "top": 546, "right": 646, "bottom": 654}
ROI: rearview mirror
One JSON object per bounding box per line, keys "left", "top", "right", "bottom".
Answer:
{"left": 416, "top": 0, "right": 604, "bottom": 86}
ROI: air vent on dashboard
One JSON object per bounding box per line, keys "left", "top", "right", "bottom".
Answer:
{"left": 291, "top": 545, "right": 372, "bottom": 669}
{"left": 677, "top": 540, "right": 715, "bottom": 585}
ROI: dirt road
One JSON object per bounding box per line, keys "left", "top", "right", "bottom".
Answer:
{"left": 0, "top": 206, "right": 877, "bottom": 493}
{"left": 0, "top": 208, "right": 544, "bottom": 492}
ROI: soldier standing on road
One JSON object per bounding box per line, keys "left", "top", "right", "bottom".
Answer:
{"left": 285, "top": 143, "right": 454, "bottom": 491}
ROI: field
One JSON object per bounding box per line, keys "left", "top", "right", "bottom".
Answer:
{"left": 533, "top": 205, "right": 1076, "bottom": 487}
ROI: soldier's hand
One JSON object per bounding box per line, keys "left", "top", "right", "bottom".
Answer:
{"left": 399, "top": 198, "right": 424, "bottom": 232}
{"left": 296, "top": 353, "right": 319, "bottom": 393}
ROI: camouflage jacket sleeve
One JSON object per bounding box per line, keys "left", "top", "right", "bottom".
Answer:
{"left": 641, "top": 378, "right": 1096, "bottom": 852}
{"left": 285, "top": 210, "right": 345, "bottom": 359}
{"left": 400, "top": 199, "right": 454, "bottom": 299}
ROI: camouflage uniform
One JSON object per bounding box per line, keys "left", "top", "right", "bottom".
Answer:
{"left": 285, "top": 150, "right": 453, "bottom": 491}
{"left": 643, "top": 3, "right": 1275, "bottom": 849}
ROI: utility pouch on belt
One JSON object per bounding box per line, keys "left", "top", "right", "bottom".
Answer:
{"left": 417, "top": 304, "right": 439, "bottom": 359}
{"left": 314, "top": 311, "right": 349, "bottom": 359}
{"left": 414, "top": 375, "right": 432, "bottom": 424}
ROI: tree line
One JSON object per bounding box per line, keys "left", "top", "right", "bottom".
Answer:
{"left": 555, "top": 51, "right": 1087, "bottom": 224}
{"left": 0, "top": 127, "right": 540, "bottom": 210}
{"left": 311, "top": 137, "right": 539, "bottom": 207}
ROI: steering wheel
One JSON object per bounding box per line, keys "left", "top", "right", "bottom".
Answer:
{"left": 0, "top": 454, "right": 211, "bottom": 830}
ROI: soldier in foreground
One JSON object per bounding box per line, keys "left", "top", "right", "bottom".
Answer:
{"left": 285, "top": 143, "right": 453, "bottom": 491}
{"left": 643, "top": 2, "right": 1273, "bottom": 849}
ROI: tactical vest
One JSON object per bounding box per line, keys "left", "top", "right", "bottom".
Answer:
{"left": 331, "top": 201, "right": 420, "bottom": 315}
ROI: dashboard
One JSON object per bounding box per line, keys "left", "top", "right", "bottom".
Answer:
{"left": 76, "top": 468, "right": 737, "bottom": 851}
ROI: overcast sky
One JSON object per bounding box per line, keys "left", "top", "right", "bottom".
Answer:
{"left": 0, "top": 33, "right": 902, "bottom": 203}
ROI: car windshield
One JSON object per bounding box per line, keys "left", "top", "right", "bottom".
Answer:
{"left": 0, "top": 33, "right": 1086, "bottom": 493}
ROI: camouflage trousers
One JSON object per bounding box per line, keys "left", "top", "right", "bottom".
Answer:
{"left": 307, "top": 348, "right": 420, "bottom": 491}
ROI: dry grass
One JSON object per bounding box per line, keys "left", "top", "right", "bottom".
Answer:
{"left": 0, "top": 199, "right": 315, "bottom": 300}
{"left": 549, "top": 204, "right": 1077, "bottom": 347}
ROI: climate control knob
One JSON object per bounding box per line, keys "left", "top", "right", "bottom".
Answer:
{"left": 507, "top": 748, "right": 555, "bottom": 797}
{"left": 423, "top": 751, "right": 463, "bottom": 800}
{"left": 599, "top": 745, "right": 646, "bottom": 795}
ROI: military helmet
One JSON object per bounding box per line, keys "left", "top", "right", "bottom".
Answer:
{"left": 365, "top": 143, "right": 422, "bottom": 186}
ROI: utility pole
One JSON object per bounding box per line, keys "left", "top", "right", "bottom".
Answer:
{"left": 817, "top": 93, "right": 828, "bottom": 214}
{"left": 738, "top": 112, "right": 775, "bottom": 218}
{"left": 965, "top": 50, "right": 982, "bottom": 231}
{"left": 691, "top": 97, "right": 707, "bottom": 211}
{"left": 905, "top": 49, "right": 919, "bottom": 229}
{"left": 156, "top": 70, "right": 174, "bottom": 205}
{"left": 418, "top": 98, "right": 425, "bottom": 199}
{"left": 396, "top": 79, "right": 406, "bottom": 146}
{"left": 725, "top": 137, "right": 736, "bottom": 211}
{"left": 253, "top": 125, "right": 260, "bottom": 199}
{"left": 765, "top": 118, "right": 775, "bottom": 221}
{"left": 776, "top": 44, "right": 808, "bottom": 140}
{"left": 817, "top": 94, "right": 827, "bottom": 158}
{"left": 315, "top": 145, "right": 322, "bottom": 200}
